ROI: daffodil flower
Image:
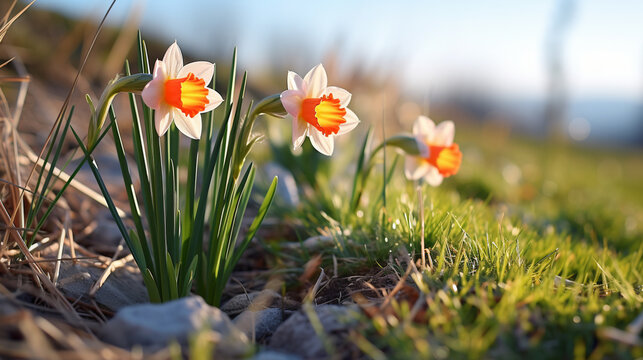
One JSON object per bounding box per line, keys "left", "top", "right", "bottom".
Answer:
{"left": 405, "top": 115, "right": 462, "bottom": 186}
{"left": 280, "top": 64, "right": 359, "bottom": 156}
{"left": 141, "top": 42, "right": 223, "bottom": 139}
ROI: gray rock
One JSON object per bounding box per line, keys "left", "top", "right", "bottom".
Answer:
{"left": 101, "top": 296, "right": 249, "bottom": 356}
{"left": 58, "top": 261, "right": 148, "bottom": 311}
{"left": 234, "top": 308, "right": 287, "bottom": 341}
{"left": 0, "top": 294, "right": 18, "bottom": 316}
{"left": 252, "top": 350, "right": 302, "bottom": 360}
{"left": 221, "top": 289, "right": 282, "bottom": 316}
{"left": 269, "top": 305, "right": 360, "bottom": 359}
{"left": 85, "top": 212, "right": 124, "bottom": 252}
{"left": 71, "top": 153, "right": 137, "bottom": 201}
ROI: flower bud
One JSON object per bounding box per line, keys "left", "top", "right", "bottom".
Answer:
{"left": 87, "top": 73, "right": 152, "bottom": 148}
{"left": 382, "top": 135, "right": 429, "bottom": 157}
{"left": 249, "top": 94, "right": 287, "bottom": 119}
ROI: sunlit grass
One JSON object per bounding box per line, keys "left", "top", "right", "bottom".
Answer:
{"left": 270, "top": 129, "right": 643, "bottom": 358}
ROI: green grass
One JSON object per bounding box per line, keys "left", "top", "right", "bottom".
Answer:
{"left": 268, "top": 128, "right": 643, "bottom": 359}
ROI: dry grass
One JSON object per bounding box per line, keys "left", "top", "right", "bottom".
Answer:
{"left": 0, "top": 2, "right": 164, "bottom": 358}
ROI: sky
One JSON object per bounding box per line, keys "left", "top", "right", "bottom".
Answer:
{"left": 28, "top": 0, "right": 643, "bottom": 144}
{"left": 32, "top": 0, "right": 643, "bottom": 103}
{"left": 25, "top": 0, "right": 643, "bottom": 143}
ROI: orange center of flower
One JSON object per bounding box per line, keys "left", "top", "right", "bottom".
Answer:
{"left": 164, "top": 73, "right": 209, "bottom": 117}
{"left": 426, "top": 143, "right": 462, "bottom": 177}
{"left": 300, "top": 94, "right": 347, "bottom": 137}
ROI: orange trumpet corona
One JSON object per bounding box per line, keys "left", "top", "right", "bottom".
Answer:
{"left": 164, "top": 73, "right": 209, "bottom": 118}
{"left": 426, "top": 143, "right": 462, "bottom": 177}
{"left": 300, "top": 94, "right": 347, "bottom": 137}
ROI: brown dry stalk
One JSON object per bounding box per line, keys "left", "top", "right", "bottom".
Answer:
{"left": 20, "top": 148, "right": 127, "bottom": 217}
{"left": 0, "top": 1, "right": 35, "bottom": 43}
{"left": 88, "top": 238, "right": 133, "bottom": 298}
{"left": 2, "top": 0, "right": 116, "bottom": 254}
{"left": 379, "top": 260, "right": 413, "bottom": 310}
{"left": 0, "top": 199, "right": 92, "bottom": 335}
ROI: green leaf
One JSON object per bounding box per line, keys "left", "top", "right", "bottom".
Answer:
{"left": 109, "top": 107, "right": 153, "bottom": 269}
{"left": 128, "top": 229, "right": 147, "bottom": 270}
{"left": 350, "top": 127, "right": 374, "bottom": 213}
{"left": 142, "top": 268, "right": 161, "bottom": 303}
{"left": 26, "top": 106, "right": 74, "bottom": 246}
{"left": 69, "top": 126, "right": 146, "bottom": 271}
{"left": 224, "top": 176, "right": 278, "bottom": 288}
{"left": 180, "top": 255, "right": 198, "bottom": 297}
{"left": 165, "top": 252, "right": 179, "bottom": 300}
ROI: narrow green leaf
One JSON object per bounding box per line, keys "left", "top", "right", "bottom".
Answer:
{"left": 180, "top": 255, "right": 198, "bottom": 297}
{"left": 209, "top": 164, "right": 254, "bottom": 290}
{"left": 229, "top": 176, "right": 278, "bottom": 271}
{"left": 69, "top": 126, "right": 147, "bottom": 270}
{"left": 128, "top": 229, "right": 147, "bottom": 270}
{"left": 109, "top": 107, "right": 153, "bottom": 268}
{"left": 165, "top": 252, "right": 179, "bottom": 300}
{"left": 219, "top": 176, "right": 278, "bottom": 305}
{"left": 142, "top": 268, "right": 161, "bottom": 303}
{"left": 24, "top": 104, "right": 67, "bottom": 239}
{"left": 27, "top": 107, "right": 74, "bottom": 246}
{"left": 374, "top": 154, "right": 400, "bottom": 209}
{"left": 350, "top": 127, "right": 373, "bottom": 212}
{"left": 30, "top": 116, "right": 113, "bottom": 249}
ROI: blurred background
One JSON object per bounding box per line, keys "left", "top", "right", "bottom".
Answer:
{"left": 1, "top": 0, "right": 642, "bottom": 249}
{"left": 20, "top": 0, "right": 643, "bottom": 146}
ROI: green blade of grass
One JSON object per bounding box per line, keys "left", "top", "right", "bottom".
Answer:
{"left": 69, "top": 126, "right": 146, "bottom": 270}
{"left": 109, "top": 107, "right": 153, "bottom": 269}
{"left": 223, "top": 176, "right": 278, "bottom": 290}
{"left": 350, "top": 127, "right": 373, "bottom": 213}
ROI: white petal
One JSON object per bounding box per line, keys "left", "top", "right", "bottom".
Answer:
{"left": 203, "top": 88, "right": 223, "bottom": 112}
{"left": 287, "top": 71, "right": 305, "bottom": 92}
{"left": 173, "top": 108, "right": 201, "bottom": 139}
{"left": 336, "top": 108, "right": 359, "bottom": 136}
{"left": 292, "top": 118, "right": 308, "bottom": 150}
{"left": 433, "top": 121, "right": 455, "bottom": 146}
{"left": 425, "top": 167, "right": 444, "bottom": 186}
{"left": 280, "top": 89, "right": 304, "bottom": 118}
{"left": 405, "top": 156, "right": 430, "bottom": 180}
{"left": 178, "top": 61, "right": 214, "bottom": 84}
{"left": 141, "top": 61, "right": 166, "bottom": 110}
{"left": 413, "top": 115, "right": 435, "bottom": 138}
{"left": 303, "top": 64, "right": 327, "bottom": 98}
{"left": 163, "top": 41, "right": 183, "bottom": 78}
{"left": 323, "top": 86, "right": 351, "bottom": 107}
{"left": 308, "top": 128, "right": 334, "bottom": 156}
{"left": 155, "top": 104, "right": 172, "bottom": 136}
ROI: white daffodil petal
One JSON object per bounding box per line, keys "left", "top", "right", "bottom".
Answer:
{"left": 280, "top": 90, "right": 304, "bottom": 118}
{"left": 203, "top": 88, "right": 223, "bottom": 112}
{"left": 413, "top": 115, "right": 435, "bottom": 138}
{"left": 287, "top": 71, "right": 305, "bottom": 92}
{"left": 178, "top": 61, "right": 214, "bottom": 84}
{"left": 425, "top": 167, "right": 444, "bottom": 186}
{"left": 405, "top": 156, "right": 431, "bottom": 180}
{"left": 304, "top": 64, "right": 328, "bottom": 98}
{"left": 155, "top": 104, "right": 172, "bottom": 137}
{"left": 323, "top": 86, "right": 351, "bottom": 107}
{"left": 141, "top": 60, "right": 166, "bottom": 109}
{"left": 163, "top": 41, "right": 183, "bottom": 77}
{"left": 336, "top": 108, "right": 359, "bottom": 135}
{"left": 292, "top": 118, "right": 308, "bottom": 150}
{"left": 173, "top": 109, "right": 202, "bottom": 140}
{"left": 308, "top": 129, "right": 334, "bottom": 156}
{"left": 433, "top": 120, "right": 455, "bottom": 146}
